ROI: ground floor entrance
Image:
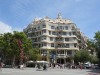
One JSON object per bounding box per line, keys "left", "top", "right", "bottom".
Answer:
{"left": 56, "top": 58, "right": 73, "bottom": 64}
{"left": 41, "top": 56, "right": 73, "bottom": 64}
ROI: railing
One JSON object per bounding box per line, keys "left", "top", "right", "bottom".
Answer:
{"left": 55, "top": 40, "right": 63, "bottom": 42}
{"left": 57, "top": 54, "right": 67, "bottom": 58}
{"left": 56, "top": 34, "right": 62, "bottom": 37}
{"left": 67, "top": 54, "right": 72, "bottom": 57}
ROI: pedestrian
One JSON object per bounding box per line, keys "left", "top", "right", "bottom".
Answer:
{"left": 37, "top": 64, "right": 41, "bottom": 69}
{"left": 64, "top": 64, "right": 66, "bottom": 68}
{"left": 43, "top": 64, "right": 47, "bottom": 70}
{"left": 80, "top": 64, "right": 82, "bottom": 70}
{"left": 0, "top": 62, "right": 2, "bottom": 71}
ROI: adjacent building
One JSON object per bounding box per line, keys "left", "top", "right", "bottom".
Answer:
{"left": 23, "top": 14, "right": 87, "bottom": 64}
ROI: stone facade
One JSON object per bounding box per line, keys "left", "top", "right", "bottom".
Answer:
{"left": 23, "top": 14, "right": 87, "bottom": 64}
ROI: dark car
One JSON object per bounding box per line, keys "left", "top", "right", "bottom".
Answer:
{"left": 94, "top": 64, "right": 100, "bottom": 69}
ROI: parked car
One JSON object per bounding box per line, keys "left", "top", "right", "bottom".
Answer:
{"left": 3, "top": 65, "right": 12, "bottom": 68}
{"left": 84, "top": 62, "right": 91, "bottom": 69}
{"left": 94, "top": 64, "right": 100, "bottom": 69}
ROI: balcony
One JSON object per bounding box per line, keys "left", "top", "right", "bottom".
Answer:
{"left": 56, "top": 34, "right": 62, "bottom": 37}
{"left": 27, "top": 31, "right": 33, "bottom": 33}
{"left": 31, "top": 35, "right": 37, "bottom": 38}
{"left": 55, "top": 40, "right": 64, "bottom": 43}
{"left": 55, "top": 46, "right": 79, "bottom": 50}
{"left": 41, "top": 54, "right": 47, "bottom": 56}
{"left": 56, "top": 54, "right": 67, "bottom": 58}
{"left": 55, "top": 28, "right": 63, "bottom": 31}
{"left": 67, "top": 54, "right": 73, "bottom": 57}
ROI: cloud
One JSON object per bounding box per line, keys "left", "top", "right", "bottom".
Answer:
{"left": 0, "top": 21, "right": 13, "bottom": 34}
{"left": 13, "top": 28, "right": 22, "bottom": 32}
{"left": 0, "top": 21, "right": 23, "bottom": 34}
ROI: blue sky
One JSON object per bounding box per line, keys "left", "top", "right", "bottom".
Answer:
{"left": 0, "top": 0, "right": 100, "bottom": 39}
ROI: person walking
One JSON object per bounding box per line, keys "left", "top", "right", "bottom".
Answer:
{"left": 80, "top": 64, "right": 82, "bottom": 70}
{"left": 43, "top": 64, "right": 47, "bottom": 70}
{"left": 0, "top": 62, "right": 2, "bottom": 71}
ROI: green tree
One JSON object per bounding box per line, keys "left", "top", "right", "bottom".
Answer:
{"left": 74, "top": 50, "right": 81, "bottom": 64}
{"left": 87, "top": 39, "right": 95, "bottom": 54}
{"left": 0, "top": 34, "right": 4, "bottom": 62}
{"left": 2, "top": 33, "right": 14, "bottom": 62}
{"left": 0, "top": 31, "right": 40, "bottom": 65}
{"left": 28, "top": 48, "right": 41, "bottom": 61}
{"left": 0, "top": 31, "right": 41, "bottom": 66}
{"left": 94, "top": 31, "right": 100, "bottom": 62}
{"left": 74, "top": 50, "right": 90, "bottom": 64}
{"left": 89, "top": 55, "right": 99, "bottom": 64}
{"left": 13, "top": 31, "right": 33, "bottom": 57}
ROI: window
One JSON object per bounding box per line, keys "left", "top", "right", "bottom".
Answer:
{"left": 43, "top": 43, "right": 47, "bottom": 46}
{"left": 49, "top": 31, "right": 51, "bottom": 35}
{"left": 74, "top": 43, "right": 77, "bottom": 47}
{"left": 59, "top": 26, "right": 63, "bottom": 30}
{"left": 65, "top": 26, "right": 68, "bottom": 30}
{"left": 38, "top": 37, "right": 41, "bottom": 41}
{"left": 33, "top": 28, "right": 36, "bottom": 31}
{"left": 73, "top": 37, "right": 76, "bottom": 40}
{"left": 50, "top": 37, "right": 53, "bottom": 41}
{"left": 59, "top": 50, "right": 64, "bottom": 54}
{"left": 65, "top": 38, "right": 69, "bottom": 41}
{"left": 42, "top": 25, "right": 46, "bottom": 28}
{"left": 42, "top": 30, "right": 46, "bottom": 33}
{"left": 57, "top": 26, "right": 59, "bottom": 30}
{"left": 37, "top": 32, "right": 39, "bottom": 36}
{"left": 39, "top": 32, "right": 41, "bottom": 36}
{"left": 42, "top": 36, "right": 46, "bottom": 40}
{"left": 52, "top": 31, "right": 56, "bottom": 35}
{"left": 57, "top": 32, "right": 61, "bottom": 35}
{"left": 57, "top": 26, "right": 63, "bottom": 30}
{"left": 72, "top": 26, "right": 75, "bottom": 30}
{"left": 73, "top": 32, "right": 76, "bottom": 35}
{"left": 51, "top": 43, "right": 54, "bottom": 47}
{"left": 44, "top": 36, "right": 46, "bottom": 40}
{"left": 63, "top": 32, "right": 66, "bottom": 35}
{"left": 41, "top": 49, "right": 47, "bottom": 54}
{"left": 51, "top": 26, "right": 55, "bottom": 29}
{"left": 38, "top": 26, "right": 40, "bottom": 30}
{"left": 69, "top": 32, "right": 71, "bottom": 36}
{"left": 65, "top": 44, "right": 69, "bottom": 48}
{"left": 67, "top": 50, "right": 72, "bottom": 55}
{"left": 61, "top": 50, "right": 64, "bottom": 54}
{"left": 41, "top": 43, "right": 43, "bottom": 47}
{"left": 57, "top": 44, "right": 62, "bottom": 48}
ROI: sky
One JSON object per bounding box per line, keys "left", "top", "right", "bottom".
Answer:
{"left": 0, "top": 0, "right": 100, "bottom": 39}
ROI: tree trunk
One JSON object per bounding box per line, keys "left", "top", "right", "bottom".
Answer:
{"left": 12, "top": 55, "right": 15, "bottom": 68}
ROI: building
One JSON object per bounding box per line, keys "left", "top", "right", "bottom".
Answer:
{"left": 24, "top": 14, "right": 87, "bottom": 64}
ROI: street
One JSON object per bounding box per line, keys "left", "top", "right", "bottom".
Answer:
{"left": 0, "top": 68, "right": 100, "bottom": 75}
